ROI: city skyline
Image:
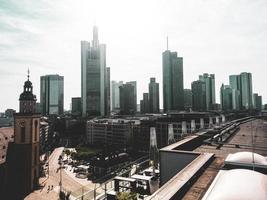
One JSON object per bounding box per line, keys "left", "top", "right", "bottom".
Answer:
{"left": 1, "top": 0, "right": 267, "bottom": 112}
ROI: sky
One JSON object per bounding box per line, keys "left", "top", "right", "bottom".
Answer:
{"left": 0, "top": 0, "right": 267, "bottom": 112}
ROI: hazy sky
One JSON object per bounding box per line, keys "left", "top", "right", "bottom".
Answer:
{"left": 0, "top": 0, "right": 267, "bottom": 112}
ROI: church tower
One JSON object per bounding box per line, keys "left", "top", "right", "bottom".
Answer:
{"left": 7, "top": 70, "right": 40, "bottom": 199}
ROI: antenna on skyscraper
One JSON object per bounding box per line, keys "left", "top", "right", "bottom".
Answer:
{"left": 166, "top": 36, "right": 169, "bottom": 50}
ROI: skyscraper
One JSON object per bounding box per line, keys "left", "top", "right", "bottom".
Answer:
{"left": 111, "top": 81, "right": 123, "bottom": 111}
{"left": 229, "top": 75, "right": 241, "bottom": 110}
{"left": 81, "top": 26, "right": 110, "bottom": 117}
{"left": 229, "top": 73, "right": 253, "bottom": 110}
{"left": 140, "top": 93, "right": 149, "bottom": 114}
{"left": 191, "top": 80, "right": 206, "bottom": 111}
{"left": 240, "top": 72, "right": 253, "bottom": 109}
{"left": 119, "top": 83, "right": 135, "bottom": 115}
{"left": 199, "top": 73, "right": 216, "bottom": 110}
{"left": 71, "top": 97, "right": 81, "bottom": 116}
{"left": 126, "top": 81, "right": 137, "bottom": 112}
{"left": 220, "top": 84, "right": 233, "bottom": 111}
{"left": 184, "top": 89, "right": 192, "bottom": 111}
{"left": 40, "top": 74, "right": 64, "bottom": 115}
{"left": 162, "top": 49, "right": 184, "bottom": 112}
{"left": 149, "top": 77, "right": 160, "bottom": 113}
{"left": 253, "top": 93, "right": 262, "bottom": 111}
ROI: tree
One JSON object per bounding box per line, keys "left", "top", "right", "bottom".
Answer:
{"left": 116, "top": 192, "right": 137, "bottom": 200}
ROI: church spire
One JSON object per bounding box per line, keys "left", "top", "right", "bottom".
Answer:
{"left": 27, "top": 68, "right": 30, "bottom": 81}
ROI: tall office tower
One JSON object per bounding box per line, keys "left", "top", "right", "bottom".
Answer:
{"left": 71, "top": 97, "right": 82, "bottom": 116}
{"left": 149, "top": 77, "right": 160, "bottom": 113}
{"left": 191, "top": 80, "right": 206, "bottom": 111}
{"left": 119, "top": 83, "right": 135, "bottom": 115}
{"left": 199, "top": 73, "right": 216, "bottom": 110}
{"left": 111, "top": 81, "right": 123, "bottom": 111}
{"left": 184, "top": 89, "right": 192, "bottom": 111}
{"left": 7, "top": 72, "right": 40, "bottom": 199}
{"left": 126, "top": 81, "right": 137, "bottom": 112}
{"left": 220, "top": 84, "right": 233, "bottom": 111}
{"left": 240, "top": 72, "right": 253, "bottom": 110}
{"left": 253, "top": 93, "right": 262, "bottom": 111}
{"left": 162, "top": 48, "right": 184, "bottom": 112}
{"left": 40, "top": 74, "right": 64, "bottom": 115}
{"left": 81, "top": 26, "right": 110, "bottom": 117}
{"left": 229, "top": 75, "right": 241, "bottom": 109}
{"left": 140, "top": 93, "right": 150, "bottom": 114}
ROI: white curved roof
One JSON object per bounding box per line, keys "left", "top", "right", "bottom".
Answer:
{"left": 226, "top": 151, "right": 267, "bottom": 165}
{"left": 202, "top": 169, "right": 267, "bottom": 200}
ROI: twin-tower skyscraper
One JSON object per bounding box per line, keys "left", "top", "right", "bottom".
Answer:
{"left": 81, "top": 26, "right": 110, "bottom": 117}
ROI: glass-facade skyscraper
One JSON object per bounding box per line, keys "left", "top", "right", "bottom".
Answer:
{"left": 81, "top": 26, "right": 110, "bottom": 117}
{"left": 191, "top": 80, "right": 206, "bottom": 111}
{"left": 240, "top": 72, "right": 253, "bottom": 109}
{"left": 126, "top": 81, "right": 137, "bottom": 112}
{"left": 40, "top": 74, "right": 64, "bottom": 115}
{"left": 199, "top": 73, "right": 216, "bottom": 110}
{"left": 162, "top": 50, "right": 184, "bottom": 112}
{"left": 149, "top": 77, "right": 159, "bottom": 113}
{"left": 111, "top": 81, "right": 123, "bottom": 111}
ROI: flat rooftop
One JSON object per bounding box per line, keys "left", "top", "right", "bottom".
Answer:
{"left": 194, "top": 119, "right": 267, "bottom": 157}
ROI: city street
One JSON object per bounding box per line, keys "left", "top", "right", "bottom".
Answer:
{"left": 25, "top": 147, "right": 96, "bottom": 200}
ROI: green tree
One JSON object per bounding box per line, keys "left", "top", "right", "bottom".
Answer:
{"left": 116, "top": 192, "right": 137, "bottom": 200}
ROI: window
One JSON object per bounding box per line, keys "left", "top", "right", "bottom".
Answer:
{"left": 21, "top": 127, "right": 26, "bottom": 143}
{"left": 34, "top": 146, "right": 37, "bottom": 165}
{"left": 3, "top": 146, "right": 6, "bottom": 149}
{"left": 34, "top": 120, "right": 38, "bottom": 141}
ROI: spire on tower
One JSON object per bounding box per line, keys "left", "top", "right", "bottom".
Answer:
{"left": 27, "top": 68, "right": 30, "bottom": 80}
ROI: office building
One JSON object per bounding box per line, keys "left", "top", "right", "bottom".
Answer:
{"left": 162, "top": 48, "right": 184, "bottom": 112}
{"left": 220, "top": 84, "right": 233, "bottom": 111}
{"left": 253, "top": 93, "right": 262, "bottom": 111}
{"left": 191, "top": 80, "right": 206, "bottom": 111}
{"left": 240, "top": 72, "right": 253, "bottom": 109}
{"left": 126, "top": 81, "right": 137, "bottom": 112}
{"left": 40, "top": 74, "right": 64, "bottom": 115}
{"left": 71, "top": 97, "right": 82, "bottom": 116}
{"left": 184, "top": 89, "right": 192, "bottom": 111}
{"left": 81, "top": 26, "right": 110, "bottom": 117}
{"left": 119, "top": 83, "right": 135, "bottom": 115}
{"left": 149, "top": 78, "right": 160, "bottom": 113}
{"left": 199, "top": 74, "right": 215, "bottom": 110}
{"left": 111, "top": 81, "right": 123, "bottom": 111}
{"left": 141, "top": 93, "right": 150, "bottom": 114}
{"left": 229, "top": 72, "right": 253, "bottom": 110}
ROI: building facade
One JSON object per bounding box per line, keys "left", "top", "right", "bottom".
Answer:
{"left": 71, "top": 97, "right": 82, "bottom": 116}
{"left": 81, "top": 26, "right": 110, "bottom": 117}
{"left": 40, "top": 74, "right": 64, "bottom": 115}
{"left": 120, "top": 83, "right": 136, "bottom": 115}
{"left": 111, "top": 81, "right": 123, "bottom": 111}
{"left": 162, "top": 50, "right": 184, "bottom": 112}
{"left": 240, "top": 72, "right": 253, "bottom": 110}
{"left": 184, "top": 89, "right": 192, "bottom": 111}
{"left": 149, "top": 78, "right": 160, "bottom": 113}
{"left": 199, "top": 74, "right": 216, "bottom": 110}
{"left": 191, "top": 80, "right": 206, "bottom": 111}
{"left": 126, "top": 81, "right": 137, "bottom": 112}
{"left": 141, "top": 93, "right": 150, "bottom": 114}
